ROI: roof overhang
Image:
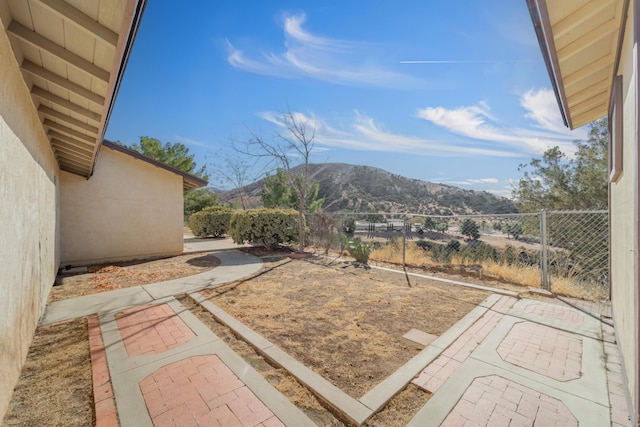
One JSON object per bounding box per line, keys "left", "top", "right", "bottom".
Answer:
{"left": 0, "top": 0, "right": 147, "bottom": 177}
{"left": 527, "top": 0, "right": 628, "bottom": 129}
{"left": 102, "top": 140, "right": 208, "bottom": 191}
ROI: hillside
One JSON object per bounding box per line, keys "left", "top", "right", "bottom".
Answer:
{"left": 218, "top": 163, "right": 518, "bottom": 215}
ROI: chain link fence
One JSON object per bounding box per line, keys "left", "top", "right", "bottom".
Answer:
{"left": 306, "top": 210, "right": 609, "bottom": 302}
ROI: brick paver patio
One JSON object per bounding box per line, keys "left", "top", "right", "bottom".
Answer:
{"left": 140, "top": 355, "right": 284, "bottom": 427}
{"left": 116, "top": 304, "right": 196, "bottom": 356}
{"left": 497, "top": 322, "right": 582, "bottom": 381}
{"left": 441, "top": 375, "right": 578, "bottom": 427}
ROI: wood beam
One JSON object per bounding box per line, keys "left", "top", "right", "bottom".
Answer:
{"left": 58, "top": 160, "right": 90, "bottom": 175}
{"left": 52, "top": 143, "right": 93, "bottom": 161}
{"left": 38, "top": 105, "right": 99, "bottom": 134}
{"left": 557, "top": 19, "right": 618, "bottom": 63}
{"left": 8, "top": 21, "right": 110, "bottom": 82}
{"left": 48, "top": 130, "right": 94, "bottom": 154}
{"left": 572, "top": 104, "right": 608, "bottom": 128}
{"left": 563, "top": 54, "right": 613, "bottom": 88}
{"left": 56, "top": 162, "right": 90, "bottom": 176}
{"left": 553, "top": 1, "right": 614, "bottom": 38}
{"left": 43, "top": 119, "right": 95, "bottom": 143}
{"left": 35, "top": 0, "right": 119, "bottom": 46}
{"left": 569, "top": 92, "right": 609, "bottom": 117}
{"left": 22, "top": 60, "right": 105, "bottom": 105}
{"left": 567, "top": 80, "right": 609, "bottom": 106}
{"left": 32, "top": 86, "right": 101, "bottom": 122}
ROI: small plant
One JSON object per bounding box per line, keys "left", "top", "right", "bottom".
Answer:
{"left": 347, "top": 238, "right": 372, "bottom": 264}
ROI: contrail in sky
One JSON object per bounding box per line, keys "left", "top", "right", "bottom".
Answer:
{"left": 400, "top": 60, "right": 538, "bottom": 64}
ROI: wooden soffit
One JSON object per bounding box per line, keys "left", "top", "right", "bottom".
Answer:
{"left": 0, "top": 0, "right": 147, "bottom": 177}
{"left": 528, "top": 0, "right": 627, "bottom": 129}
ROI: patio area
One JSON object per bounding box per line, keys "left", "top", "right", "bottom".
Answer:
{"left": 35, "top": 243, "right": 632, "bottom": 426}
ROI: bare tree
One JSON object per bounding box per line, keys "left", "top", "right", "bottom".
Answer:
{"left": 212, "top": 151, "right": 259, "bottom": 210}
{"left": 242, "top": 109, "right": 317, "bottom": 252}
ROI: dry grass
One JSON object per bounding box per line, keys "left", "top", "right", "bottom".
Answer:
{"left": 369, "top": 239, "right": 606, "bottom": 300}
{"left": 200, "top": 256, "right": 487, "bottom": 397}
{"left": 2, "top": 318, "right": 93, "bottom": 427}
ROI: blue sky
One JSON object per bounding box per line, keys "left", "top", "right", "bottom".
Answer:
{"left": 105, "top": 1, "right": 589, "bottom": 198}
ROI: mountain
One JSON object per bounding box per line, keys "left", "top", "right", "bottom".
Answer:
{"left": 218, "top": 163, "right": 518, "bottom": 215}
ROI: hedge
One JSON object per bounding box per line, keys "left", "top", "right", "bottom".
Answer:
{"left": 188, "top": 205, "right": 233, "bottom": 238}
{"left": 229, "top": 208, "right": 299, "bottom": 249}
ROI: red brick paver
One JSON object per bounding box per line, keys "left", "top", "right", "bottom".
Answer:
{"left": 140, "top": 355, "right": 284, "bottom": 427}
{"left": 497, "top": 322, "right": 582, "bottom": 381}
{"left": 441, "top": 375, "right": 578, "bottom": 427}
{"left": 412, "top": 296, "right": 517, "bottom": 393}
{"left": 88, "top": 315, "right": 119, "bottom": 427}
{"left": 524, "top": 303, "right": 582, "bottom": 324}
{"left": 116, "top": 304, "right": 196, "bottom": 356}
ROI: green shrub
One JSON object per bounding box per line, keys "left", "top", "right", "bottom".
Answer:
{"left": 188, "top": 205, "right": 233, "bottom": 238}
{"left": 347, "top": 238, "right": 372, "bottom": 264}
{"left": 446, "top": 239, "right": 461, "bottom": 252}
{"left": 229, "top": 208, "right": 299, "bottom": 249}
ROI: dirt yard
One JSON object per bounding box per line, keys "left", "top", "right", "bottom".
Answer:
{"left": 199, "top": 255, "right": 489, "bottom": 397}
{"left": 6, "top": 246, "right": 493, "bottom": 426}
{"left": 49, "top": 252, "right": 220, "bottom": 302}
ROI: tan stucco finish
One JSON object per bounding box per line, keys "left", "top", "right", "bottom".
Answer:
{"left": 60, "top": 145, "right": 184, "bottom": 266}
{"left": 610, "top": 2, "right": 638, "bottom": 415}
{"left": 0, "top": 24, "right": 60, "bottom": 419}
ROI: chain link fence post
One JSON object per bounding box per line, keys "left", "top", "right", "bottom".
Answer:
{"left": 540, "top": 209, "right": 549, "bottom": 290}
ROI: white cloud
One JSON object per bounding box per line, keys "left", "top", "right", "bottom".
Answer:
{"left": 227, "top": 13, "right": 425, "bottom": 88}
{"left": 259, "top": 110, "right": 519, "bottom": 158}
{"left": 416, "top": 89, "right": 587, "bottom": 157}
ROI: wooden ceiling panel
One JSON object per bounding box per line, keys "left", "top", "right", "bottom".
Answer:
{"left": 3, "top": 0, "right": 146, "bottom": 177}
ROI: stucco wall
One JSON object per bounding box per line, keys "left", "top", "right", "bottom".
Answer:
{"left": 60, "top": 145, "right": 184, "bottom": 266}
{"left": 0, "top": 26, "right": 60, "bottom": 419}
{"left": 610, "top": 3, "right": 638, "bottom": 419}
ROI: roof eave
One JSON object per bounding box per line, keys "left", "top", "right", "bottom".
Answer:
{"left": 102, "top": 140, "right": 208, "bottom": 191}
{"left": 527, "top": 0, "right": 573, "bottom": 129}
{"left": 88, "top": 0, "right": 148, "bottom": 177}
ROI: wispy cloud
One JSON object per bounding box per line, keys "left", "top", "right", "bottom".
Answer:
{"left": 431, "top": 177, "right": 499, "bottom": 186}
{"left": 174, "top": 135, "right": 211, "bottom": 149}
{"left": 416, "top": 88, "right": 587, "bottom": 157}
{"left": 227, "top": 13, "right": 426, "bottom": 88}
{"left": 259, "top": 110, "right": 520, "bottom": 158}
{"left": 400, "top": 60, "right": 537, "bottom": 64}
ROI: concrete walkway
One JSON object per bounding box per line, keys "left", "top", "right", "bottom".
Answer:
{"left": 41, "top": 245, "right": 632, "bottom": 426}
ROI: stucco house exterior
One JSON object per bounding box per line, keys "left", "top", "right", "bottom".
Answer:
{"left": 528, "top": 0, "right": 639, "bottom": 424}
{"left": 0, "top": 0, "right": 205, "bottom": 418}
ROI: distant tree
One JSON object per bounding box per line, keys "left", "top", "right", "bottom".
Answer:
{"left": 363, "top": 212, "right": 385, "bottom": 223}
{"left": 493, "top": 221, "right": 503, "bottom": 232}
{"left": 262, "top": 168, "right": 324, "bottom": 213}
{"left": 435, "top": 222, "right": 448, "bottom": 234}
{"left": 505, "top": 222, "right": 524, "bottom": 240}
{"left": 513, "top": 118, "right": 607, "bottom": 211}
{"left": 131, "top": 136, "right": 208, "bottom": 179}
{"left": 460, "top": 218, "right": 481, "bottom": 240}
{"left": 184, "top": 189, "right": 218, "bottom": 220}
{"left": 424, "top": 217, "right": 437, "bottom": 230}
